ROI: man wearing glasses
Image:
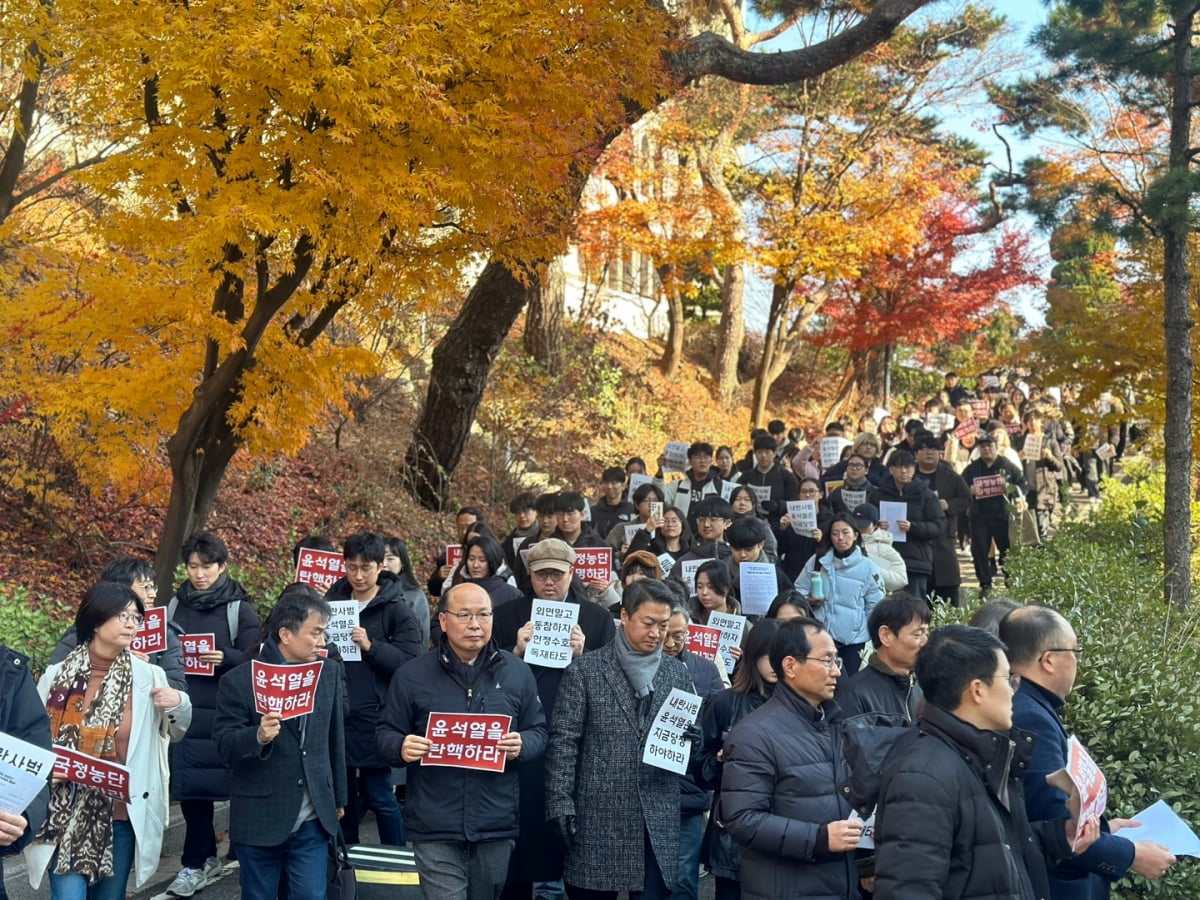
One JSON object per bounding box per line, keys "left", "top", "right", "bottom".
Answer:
{"left": 720, "top": 618, "right": 864, "bottom": 899}
{"left": 873, "top": 625, "right": 1100, "bottom": 899}
{"left": 1001, "top": 606, "right": 1176, "bottom": 897}
{"left": 377, "top": 582, "right": 547, "bottom": 899}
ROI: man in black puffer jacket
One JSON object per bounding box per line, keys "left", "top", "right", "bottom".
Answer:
{"left": 0, "top": 643, "right": 52, "bottom": 897}
{"left": 874, "top": 625, "right": 1097, "bottom": 899}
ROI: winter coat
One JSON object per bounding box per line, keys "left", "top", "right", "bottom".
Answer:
{"left": 376, "top": 637, "right": 546, "bottom": 843}
{"left": 738, "top": 464, "right": 799, "bottom": 523}
{"left": 695, "top": 686, "right": 772, "bottom": 881}
{"left": 661, "top": 470, "right": 724, "bottom": 523}
{"left": 794, "top": 547, "right": 884, "bottom": 647}
{"left": 869, "top": 474, "right": 945, "bottom": 577}
{"left": 859, "top": 529, "right": 908, "bottom": 593}
{"left": 915, "top": 461, "right": 972, "bottom": 588}
{"left": 1013, "top": 432, "right": 1064, "bottom": 511}
{"left": 590, "top": 499, "right": 636, "bottom": 541}
{"left": 51, "top": 621, "right": 189, "bottom": 692}
{"left": 835, "top": 654, "right": 921, "bottom": 724}
{"left": 462, "top": 573, "right": 525, "bottom": 610}
{"left": 167, "top": 574, "right": 260, "bottom": 800}
{"left": 395, "top": 575, "right": 432, "bottom": 649}
{"left": 545, "top": 643, "right": 694, "bottom": 892}
{"left": 719, "top": 685, "right": 857, "bottom": 900}
{"left": 0, "top": 646, "right": 51, "bottom": 871}
{"left": 962, "top": 456, "right": 1027, "bottom": 520}
{"left": 777, "top": 526, "right": 820, "bottom": 582}
{"left": 323, "top": 571, "right": 424, "bottom": 767}
{"left": 874, "top": 702, "right": 1069, "bottom": 899}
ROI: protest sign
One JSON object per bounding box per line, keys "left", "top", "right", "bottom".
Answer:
{"left": 252, "top": 660, "right": 323, "bottom": 721}
{"left": 657, "top": 553, "right": 676, "bottom": 576}
{"left": 627, "top": 472, "right": 653, "bottom": 502}
{"left": 739, "top": 562, "right": 778, "bottom": 616}
{"left": 574, "top": 547, "right": 612, "bottom": 584}
{"left": 446, "top": 544, "right": 464, "bottom": 569}
{"left": 748, "top": 484, "right": 772, "bottom": 506}
{"left": 981, "top": 374, "right": 1001, "bottom": 389}
{"left": 649, "top": 502, "right": 663, "bottom": 520}
{"left": 1096, "top": 443, "right": 1116, "bottom": 461}
{"left": 422, "top": 713, "right": 511, "bottom": 772}
{"left": 526, "top": 600, "right": 579, "bottom": 669}
{"left": 840, "top": 489, "right": 867, "bottom": 512}
{"left": 326, "top": 601, "right": 362, "bottom": 662}
{"left": 971, "top": 398, "right": 992, "bottom": 421}
{"left": 686, "top": 625, "right": 722, "bottom": 661}
{"left": 642, "top": 688, "right": 702, "bottom": 775}
{"left": 294, "top": 548, "right": 346, "bottom": 592}
{"left": 131, "top": 607, "right": 167, "bottom": 655}
{"left": 972, "top": 473, "right": 1008, "bottom": 499}
{"left": 663, "top": 441, "right": 690, "bottom": 473}
{"left": 1006, "top": 422, "right": 1023, "bottom": 436}
{"left": 1020, "top": 433, "right": 1043, "bottom": 462}
{"left": 719, "top": 480, "right": 737, "bottom": 501}
{"left": 622, "top": 523, "right": 645, "bottom": 545}
{"left": 679, "top": 559, "right": 704, "bottom": 594}
{"left": 819, "top": 437, "right": 844, "bottom": 468}
{"left": 707, "top": 611, "right": 746, "bottom": 673}
{"left": 0, "top": 732, "right": 56, "bottom": 816}
{"left": 953, "top": 419, "right": 978, "bottom": 442}
{"left": 52, "top": 747, "right": 130, "bottom": 803}
{"left": 181, "top": 633, "right": 216, "bottom": 676}
{"left": 1046, "top": 736, "right": 1108, "bottom": 852}
{"left": 786, "top": 500, "right": 818, "bottom": 534}
{"left": 878, "top": 502, "right": 908, "bottom": 542}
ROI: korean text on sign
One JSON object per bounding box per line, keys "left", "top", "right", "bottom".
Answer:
{"left": 326, "top": 601, "right": 362, "bottom": 662}
{"left": 446, "top": 544, "right": 464, "bottom": 569}
{"left": 294, "top": 548, "right": 347, "bottom": 592}
{"left": 526, "top": 600, "right": 579, "bottom": 669}
{"left": 52, "top": 746, "right": 131, "bottom": 803}
{"left": 252, "top": 660, "right": 324, "bottom": 721}
{"left": 973, "top": 474, "right": 1008, "bottom": 500}
{"left": 707, "top": 611, "right": 747, "bottom": 674}
{"left": 181, "top": 633, "right": 216, "bottom": 676}
{"left": 422, "top": 713, "right": 512, "bottom": 773}
{"left": 643, "top": 688, "right": 702, "bottom": 775}
{"left": 686, "top": 625, "right": 722, "bottom": 661}
{"left": 0, "top": 731, "right": 57, "bottom": 816}
{"left": 574, "top": 547, "right": 612, "bottom": 584}
{"left": 131, "top": 607, "right": 168, "bottom": 655}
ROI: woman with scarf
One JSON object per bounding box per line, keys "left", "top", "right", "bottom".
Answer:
{"left": 26, "top": 583, "right": 191, "bottom": 899}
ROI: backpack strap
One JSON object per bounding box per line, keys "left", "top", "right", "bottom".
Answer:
{"left": 227, "top": 600, "right": 241, "bottom": 644}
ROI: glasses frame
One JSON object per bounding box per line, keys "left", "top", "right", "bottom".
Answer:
{"left": 800, "top": 655, "right": 842, "bottom": 672}
{"left": 117, "top": 611, "right": 145, "bottom": 626}
{"left": 443, "top": 610, "right": 494, "bottom": 623}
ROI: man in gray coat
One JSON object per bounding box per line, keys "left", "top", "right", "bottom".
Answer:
{"left": 545, "top": 580, "right": 695, "bottom": 900}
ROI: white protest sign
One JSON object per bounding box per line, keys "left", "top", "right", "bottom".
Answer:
{"left": 841, "top": 489, "right": 867, "bottom": 512}
{"left": 1021, "top": 433, "right": 1043, "bottom": 462}
{"left": 739, "top": 562, "right": 778, "bottom": 616}
{"left": 326, "top": 601, "right": 362, "bottom": 661}
{"left": 1096, "top": 442, "right": 1116, "bottom": 461}
{"left": 679, "top": 559, "right": 705, "bottom": 594}
{"left": 748, "top": 484, "right": 772, "bottom": 506}
{"left": 719, "top": 480, "right": 737, "bottom": 501}
{"left": 525, "top": 600, "right": 579, "bottom": 669}
{"left": 623, "top": 523, "right": 646, "bottom": 545}
{"left": 850, "top": 810, "right": 878, "bottom": 849}
{"left": 708, "top": 611, "right": 747, "bottom": 674}
{"left": 0, "top": 731, "right": 56, "bottom": 816}
{"left": 512, "top": 536, "right": 528, "bottom": 557}
{"left": 643, "top": 688, "right": 702, "bottom": 775}
{"left": 627, "top": 472, "right": 653, "bottom": 502}
{"left": 820, "top": 437, "right": 844, "bottom": 468}
{"left": 663, "top": 441, "right": 690, "bottom": 473}
{"left": 657, "top": 552, "right": 677, "bottom": 575}
{"left": 879, "top": 501, "right": 908, "bottom": 543}
{"left": 649, "top": 502, "right": 663, "bottom": 520}
{"left": 787, "top": 500, "right": 818, "bottom": 534}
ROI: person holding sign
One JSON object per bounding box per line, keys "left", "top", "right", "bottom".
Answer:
{"left": 960, "top": 435, "right": 1026, "bottom": 597}
{"left": 728, "top": 485, "right": 780, "bottom": 563}
{"left": 591, "top": 467, "right": 637, "bottom": 540}
{"left": 873, "top": 625, "right": 1100, "bottom": 899}
{"left": 738, "top": 435, "right": 799, "bottom": 532}
{"left": 868, "top": 450, "right": 945, "bottom": 600}
{"left": 1014, "top": 410, "right": 1064, "bottom": 544}
{"left": 0, "top": 641, "right": 51, "bottom": 894}
{"left": 627, "top": 504, "right": 693, "bottom": 568}
{"left": 608, "top": 482, "right": 666, "bottom": 558}
{"left": 660, "top": 442, "right": 725, "bottom": 531}
{"left": 545, "top": 580, "right": 696, "bottom": 900}
{"left": 377, "top": 583, "right": 546, "bottom": 900}
{"left": 719, "top": 618, "right": 861, "bottom": 900}
{"left": 26, "top": 583, "right": 191, "bottom": 899}
{"left": 212, "top": 584, "right": 347, "bottom": 900}
{"left": 1001, "top": 607, "right": 1176, "bottom": 895}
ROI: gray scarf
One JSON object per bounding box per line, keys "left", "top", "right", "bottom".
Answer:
{"left": 613, "top": 627, "right": 662, "bottom": 698}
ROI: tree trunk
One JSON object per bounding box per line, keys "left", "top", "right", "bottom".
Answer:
{"left": 403, "top": 259, "right": 531, "bottom": 510}
{"left": 1161, "top": 8, "right": 1194, "bottom": 609}
{"left": 524, "top": 258, "right": 565, "bottom": 371}
{"left": 849, "top": 346, "right": 889, "bottom": 410}
{"left": 659, "top": 263, "right": 685, "bottom": 377}
{"left": 714, "top": 262, "right": 746, "bottom": 398}
{"left": 750, "top": 283, "right": 789, "bottom": 427}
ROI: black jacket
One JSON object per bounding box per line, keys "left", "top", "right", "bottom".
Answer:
{"left": 874, "top": 703, "right": 1069, "bottom": 899}
{"left": 962, "top": 456, "right": 1027, "bottom": 519}
{"left": 376, "top": 638, "right": 547, "bottom": 842}
{"left": 915, "top": 460, "right": 972, "bottom": 588}
{"left": 835, "top": 654, "right": 922, "bottom": 725}
{"left": 869, "top": 474, "right": 945, "bottom": 577}
{"left": 590, "top": 499, "right": 636, "bottom": 540}
{"left": 0, "top": 646, "right": 51, "bottom": 866}
{"left": 324, "top": 572, "right": 424, "bottom": 766}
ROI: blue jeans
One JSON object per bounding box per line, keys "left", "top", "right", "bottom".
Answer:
{"left": 236, "top": 818, "right": 330, "bottom": 900}
{"left": 344, "top": 766, "right": 406, "bottom": 845}
{"left": 49, "top": 819, "right": 134, "bottom": 900}
{"left": 671, "top": 813, "right": 704, "bottom": 900}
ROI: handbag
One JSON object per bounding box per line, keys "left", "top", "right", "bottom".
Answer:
{"left": 327, "top": 832, "right": 357, "bottom": 900}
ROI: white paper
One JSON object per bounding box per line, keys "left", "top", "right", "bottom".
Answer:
{"left": 1128, "top": 800, "right": 1200, "bottom": 856}
{"left": 512, "top": 536, "right": 528, "bottom": 556}
{"left": 657, "top": 552, "right": 676, "bottom": 575}
{"left": 748, "top": 484, "right": 772, "bottom": 506}
{"left": 879, "top": 501, "right": 908, "bottom": 543}
{"left": 739, "top": 562, "right": 778, "bottom": 616}
{"left": 663, "top": 441, "right": 690, "bottom": 473}
{"left": 0, "top": 731, "right": 56, "bottom": 816}
{"left": 623, "top": 523, "right": 646, "bottom": 544}
{"left": 679, "top": 559, "right": 705, "bottom": 594}
{"left": 642, "top": 688, "right": 702, "bottom": 774}
{"left": 707, "top": 611, "right": 747, "bottom": 674}
{"left": 719, "top": 480, "right": 737, "bottom": 501}
{"left": 525, "top": 600, "right": 579, "bottom": 669}
{"left": 627, "top": 472, "right": 653, "bottom": 502}
{"left": 820, "top": 437, "right": 845, "bottom": 468}
{"left": 787, "top": 500, "right": 818, "bottom": 534}
{"left": 841, "top": 489, "right": 867, "bottom": 512}
{"left": 1021, "top": 433, "right": 1043, "bottom": 462}
{"left": 326, "top": 601, "right": 362, "bottom": 661}
{"left": 850, "top": 809, "right": 878, "bottom": 850}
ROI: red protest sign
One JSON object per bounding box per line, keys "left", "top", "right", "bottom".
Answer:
{"left": 252, "top": 660, "right": 324, "bottom": 721}
{"left": 131, "top": 607, "right": 168, "bottom": 655}
{"left": 953, "top": 419, "right": 978, "bottom": 442}
{"left": 686, "top": 625, "right": 722, "bottom": 661}
{"left": 446, "top": 544, "right": 464, "bottom": 569}
{"left": 181, "top": 633, "right": 216, "bottom": 676}
{"left": 295, "top": 549, "right": 346, "bottom": 592}
{"left": 1005, "top": 422, "right": 1022, "bottom": 436}
{"left": 574, "top": 547, "right": 612, "bottom": 584}
{"left": 972, "top": 474, "right": 1008, "bottom": 500}
{"left": 422, "top": 713, "right": 512, "bottom": 772}
{"left": 52, "top": 746, "right": 131, "bottom": 802}
{"left": 970, "top": 398, "right": 991, "bottom": 421}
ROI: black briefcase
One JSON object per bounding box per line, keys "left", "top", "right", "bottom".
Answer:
{"left": 346, "top": 844, "right": 421, "bottom": 899}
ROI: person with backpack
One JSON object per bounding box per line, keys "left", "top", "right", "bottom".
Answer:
{"left": 165, "top": 532, "right": 261, "bottom": 898}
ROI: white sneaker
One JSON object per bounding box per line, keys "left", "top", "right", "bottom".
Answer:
{"left": 203, "top": 856, "right": 223, "bottom": 881}
{"left": 166, "top": 866, "right": 208, "bottom": 897}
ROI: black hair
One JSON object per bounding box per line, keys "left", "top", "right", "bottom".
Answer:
{"left": 732, "top": 619, "right": 781, "bottom": 696}
{"left": 456, "top": 507, "right": 485, "bottom": 521}
{"left": 768, "top": 617, "right": 824, "bottom": 681}
{"left": 997, "top": 604, "right": 1068, "bottom": 666}
{"left": 625, "top": 457, "right": 647, "bottom": 474}
{"left": 888, "top": 449, "right": 916, "bottom": 468}
{"left": 825, "top": 422, "right": 845, "bottom": 436}
{"left": 509, "top": 492, "right": 538, "bottom": 514}
{"left": 622, "top": 578, "right": 676, "bottom": 616}
{"left": 601, "top": 466, "right": 626, "bottom": 483}
{"left": 382, "top": 536, "right": 421, "bottom": 589}
{"left": 914, "top": 433, "right": 941, "bottom": 452}
{"left": 181, "top": 531, "right": 228, "bottom": 566}
{"left": 464, "top": 521, "right": 500, "bottom": 542}
{"left": 553, "top": 492, "right": 587, "bottom": 514}
{"left": 633, "top": 482, "right": 665, "bottom": 505}
{"left": 265, "top": 583, "right": 331, "bottom": 644}
{"left": 660, "top": 506, "right": 694, "bottom": 552}
{"left": 342, "top": 532, "right": 385, "bottom": 564}
{"left": 716, "top": 445, "right": 734, "bottom": 459}
{"left": 76, "top": 582, "right": 144, "bottom": 645}
{"left": 688, "top": 442, "right": 715, "bottom": 459}
{"left": 463, "top": 535, "right": 505, "bottom": 578}
{"left": 916, "top": 625, "right": 1006, "bottom": 711}
{"left": 868, "top": 592, "right": 931, "bottom": 650}
{"left": 752, "top": 434, "right": 776, "bottom": 452}
{"left": 695, "top": 559, "right": 731, "bottom": 598}
{"left": 100, "top": 557, "right": 155, "bottom": 586}
{"left": 693, "top": 496, "right": 733, "bottom": 520}
{"left": 903, "top": 418, "right": 924, "bottom": 435}
{"left": 661, "top": 578, "right": 689, "bottom": 607}
{"left": 767, "top": 419, "right": 786, "bottom": 436}
{"left": 727, "top": 516, "right": 767, "bottom": 549}
{"left": 967, "top": 599, "right": 1021, "bottom": 636}
{"left": 728, "top": 484, "right": 764, "bottom": 516}
{"left": 766, "top": 590, "right": 813, "bottom": 619}
{"left": 535, "top": 493, "right": 559, "bottom": 515}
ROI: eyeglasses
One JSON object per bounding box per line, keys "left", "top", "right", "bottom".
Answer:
{"left": 134, "top": 580, "right": 158, "bottom": 594}
{"left": 664, "top": 631, "right": 689, "bottom": 645}
{"left": 443, "top": 610, "right": 493, "bottom": 622}
{"left": 986, "top": 672, "right": 1022, "bottom": 691}
{"left": 117, "top": 611, "right": 145, "bottom": 625}
{"left": 1045, "top": 647, "right": 1084, "bottom": 659}
{"left": 801, "top": 656, "right": 842, "bottom": 671}
{"left": 846, "top": 462, "right": 866, "bottom": 469}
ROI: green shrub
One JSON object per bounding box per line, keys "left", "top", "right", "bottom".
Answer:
{"left": 0, "top": 583, "right": 75, "bottom": 678}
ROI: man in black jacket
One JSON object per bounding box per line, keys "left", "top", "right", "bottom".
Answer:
{"left": 913, "top": 434, "right": 972, "bottom": 606}
{"left": 870, "top": 451, "right": 944, "bottom": 599}
{"left": 961, "top": 435, "right": 1026, "bottom": 597}
{"left": 835, "top": 592, "right": 929, "bottom": 725}
{"left": 378, "top": 583, "right": 546, "bottom": 900}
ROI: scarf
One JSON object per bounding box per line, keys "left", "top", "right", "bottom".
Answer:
{"left": 613, "top": 627, "right": 662, "bottom": 699}
{"left": 38, "top": 643, "right": 133, "bottom": 884}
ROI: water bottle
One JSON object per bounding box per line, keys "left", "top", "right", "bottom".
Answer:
{"left": 810, "top": 571, "right": 825, "bottom": 603}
